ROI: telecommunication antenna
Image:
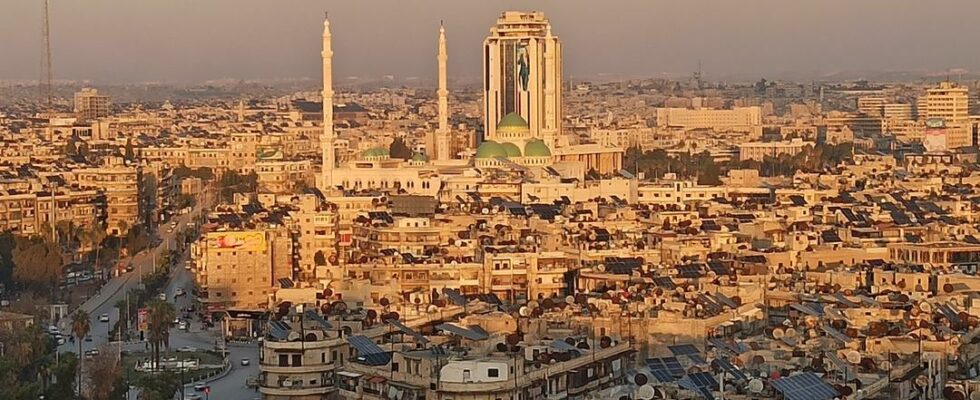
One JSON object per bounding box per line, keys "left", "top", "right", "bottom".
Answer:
{"left": 40, "top": 0, "right": 53, "bottom": 109}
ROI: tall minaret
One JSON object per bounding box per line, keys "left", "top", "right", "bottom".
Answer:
{"left": 435, "top": 22, "right": 451, "bottom": 161}
{"left": 321, "top": 14, "right": 336, "bottom": 188}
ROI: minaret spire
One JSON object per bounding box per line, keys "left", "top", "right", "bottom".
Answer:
{"left": 435, "top": 21, "right": 451, "bottom": 160}
{"left": 321, "top": 13, "right": 336, "bottom": 187}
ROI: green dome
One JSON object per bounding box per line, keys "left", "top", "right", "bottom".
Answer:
{"left": 411, "top": 153, "right": 429, "bottom": 162}
{"left": 524, "top": 139, "right": 552, "bottom": 157}
{"left": 362, "top": 147, "right": 389, "bottom": 158}
{"left": 500, "top": 142, "right": 522, "bottom": 157}
{"left": 475, "top": 141, "right": 507, "bottom": 159}
{"left": 497, "top": 112, "right": 529, "bottom": 131}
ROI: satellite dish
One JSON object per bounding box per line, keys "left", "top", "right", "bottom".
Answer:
{"left": 773, "top": 328, "right": 785, "bottom": 339}
{"left": 596, "top": 264, "right": 606, "bottom": 272}
{"left": 519, "top": 307, "right": 530, "bottom": 317}
{"left": 635, "top": 385, "right": 655, "bottom": 400}
{"left": 919, "top": 302, "right": 933, "bottom": 313}
{"left": 749, "top": 379, "right": 764, "bottom": 393}
{"left": 970, "top": 390, "right": 980, "bottom": 400}
{"left": 785, "top": 328, "right": 798, "bottom": 338}
{"left": 528, "top": 300, "right": 539, "bottom": 309}
{"left": 846, "top": 350, "right": 861, "bottom": 364}
{"left": 880, "top": 361, "right": 892, "bottom": 371}
{"left": 427, "top": 305, "right": 438, "bottom": 313}
{"left": 565, "top": 296, "right": 576, "bottom": 305}
{"left": 915, "top": 375, "right": 929, "bottom": 388}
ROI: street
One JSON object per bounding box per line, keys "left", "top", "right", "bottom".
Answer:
{"left": 57, "top": 188, "right": 259, "bottom": 399}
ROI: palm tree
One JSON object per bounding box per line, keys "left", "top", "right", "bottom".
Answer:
{"left": 71, "top": 310, "right": 91, "bottom": 396}
{"left": 146, "top": 300, "right": 176, "bottom": 372}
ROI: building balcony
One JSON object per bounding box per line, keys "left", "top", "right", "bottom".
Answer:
{"left": 260, "top": 362, "right": 337, "bottom": 374}
{"left": 259, "top": 384, "right": 335, "bottom": 397}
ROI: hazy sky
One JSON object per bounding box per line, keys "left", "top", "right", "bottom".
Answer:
{"left": 3, "top": 0, "right": 980, "bottom": 84}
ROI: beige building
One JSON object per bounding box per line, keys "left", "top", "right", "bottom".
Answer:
{"left": 72, "top": 158, "right": 139, "bottom": 235}
{"left": 918, "top": 81, "right": 972, "bottom": 149}
{"left": 655, "top": 106, "right": 762, "bottom": 136}
{"left": 73, "top": 88, "right": 110, "bottom": 121}
{"left": 737, "top": 138, "right": 813, "bottom": 162}
{"left": 194, "top": 228, "right": 293, "bottom": 310}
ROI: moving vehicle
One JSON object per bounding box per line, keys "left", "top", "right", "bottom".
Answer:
{"left": 175, "top": 288, "right": 185, "bottom": 296}
{"left": 240, "top": 358, "right": 250, "bottom": 366}
{"left": 99, "top": 314, "right": 109, "bottom": 322}
{"left": 178, "top": 320, "right": 188, "bottom": 331}
{"left": 193, "top": 383, "right": 208, "bottom": 392}
{"left": 158, "top": 293, "right": 167, "bottom": 301}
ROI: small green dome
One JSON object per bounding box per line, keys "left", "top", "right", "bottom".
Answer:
{"left": 362, "top": 147, "right": 389, "bottom": 158}
{"left": 497, "top": 112, "right": 529, "bottom": 131}
{"left": 500, "top": 142, "right": 522, "bottom": 157}
{"left": 411, "top": 153, "right": 429, "bottom": 162}
{"left": 475, "top": 141, "right": 507, "bottom": 159}
{"left": 524, "top": 139, "right": 552, "bottom": 157}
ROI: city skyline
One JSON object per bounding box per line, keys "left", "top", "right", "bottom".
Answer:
{"left": 3, "top": 0, "right": 980, "bottom": 84}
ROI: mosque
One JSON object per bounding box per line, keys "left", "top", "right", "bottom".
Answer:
{"left": 316, "top": 11, "right": 624, "bottom": 197}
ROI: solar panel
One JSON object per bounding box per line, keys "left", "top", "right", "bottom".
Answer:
{"left": 770, "top": 372, "right": 839, "bottom": 400}
{"left": 713, "top": 293, "right": 738, "bottom": 309}
{"left": 268, "top": 320, "right": 290, "bottom": 340}
{"left": 669, "top": 344, "right": 701, "bottom": 357}
{"left": 653, "top": 277, "right": 677, "bottom": 290}
{"left": 649, "top": 368, "right": 675, "bottom": 383}
{"left": 435, "top": 323, "right": 488, "bottom": 341}
{"left": 789, "top": 303, "right": 821, "bottom": 317}
{"left": 347, "top": 335, "right": 385, "bottom": 355}
{"left": 676, "top": 265, "right": 703, "bottom": 279}
{"left": 647, "top": 357, "right": 685, "bottom": 377}
{"left": 277, "top": 278, "right": 294, "bottom": 288}
{"left": 833, "top": 293, "right": 860, "bottom": 308}
{"left": 708, "top": 262, "right": 730, "bottom": 276}
{"left": 355, "top": 351, "right": 393, "bottom": 366}
{"left": 711, "top": 358, "right": 748, "bottom": 382}
{"left": 303, "top": 310, "right": 333, "bottom": 330}
{"left": 551, "top": 339, "right": 586, "bottom": 354}
{"left": 442, "top": 288, "right": 467, "bottom": 306}
{"left": 388, "top": 320, "right": 429, "bottom": 344}
{"left": 688, "top": 372, "right": 719, "bottom": 389}
{"left": 822, "top": 325, "right": 852, "bottom": 343}
{"left": 707, "top": 337, "right": 744, "bottom": 355}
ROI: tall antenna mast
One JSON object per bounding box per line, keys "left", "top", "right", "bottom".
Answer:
{"left": 41, "top": 0, "right": 53, "bottom": 109}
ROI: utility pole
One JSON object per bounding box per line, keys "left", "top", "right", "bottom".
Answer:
{"left": 40, "top": 0, "right": 53, "bottom": 109}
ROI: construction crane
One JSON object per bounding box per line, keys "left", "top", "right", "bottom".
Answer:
{"left": 40, "top": 0, "right": 53, "bottom": 109}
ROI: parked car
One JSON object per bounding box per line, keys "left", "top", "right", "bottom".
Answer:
{"left": 177, "top": 346, "right": 199, "bottom": 353}
{"left": 178, "top": 320, "right": 188, "bottom": 331}
{"left": 99, "top": 313, "right": 110, "bottom": 322}
{"left": 240, "top": 358, "right": 250, "bottom": 366}
{"left": 175, "top": 288, "right": 185, "bottom": 296}
{"left": 193, "top": 383, "right": 208, "bottom": 392}
{"left": 158, "top": 293, "right": 167, "bottom": 301}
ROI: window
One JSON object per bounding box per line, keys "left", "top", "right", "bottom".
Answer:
{"left": 487, "top": 368, "right": 499, "bottom": 378}
{"left": 392, "top": 362, "right": 399, "bottom": 372}
{"left": 292, "top": 354, "right": 302, "bottom": 366}
{"left": 322, "top": 352, "right": 326, "bottom": 363}
{"left": 279, "top": 354, "right": 288, "bottom": 366}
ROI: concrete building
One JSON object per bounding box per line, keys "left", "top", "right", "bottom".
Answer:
{"left": 482, "top": 11, "right": 562, "bottom": 150}
{"left": 918, "top": 82, "right": 972, "bottom": 149}
{"left": 655, "top": 107, "right": 762, "bottom": 136}
{"left": 737, "top": 138, "right": 813, "bottom": 162}
{"left": 73, "top": 88, "right": 110, "bottom": 121}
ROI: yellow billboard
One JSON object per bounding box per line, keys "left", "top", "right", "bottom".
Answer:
{"left": 206, "top": 231, "right": 266, "bottom": 252}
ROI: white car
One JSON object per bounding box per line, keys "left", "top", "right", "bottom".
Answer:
{"left": 177, "top": 346, "right": 199, "bottom": 353}
{"left": 178, "top": 320, "right": 188, "bottom": 330}
{"left": 99, "top": 314, "right": 110, "bottom": 322}
{"left": 175, "top": 288, "right": 185, "bottom": 296}
{"left": 158, "top": 293, "right": 167, "bottom": 301}
{"left": 240, "top": 358, "right": 250, "bottom": 366}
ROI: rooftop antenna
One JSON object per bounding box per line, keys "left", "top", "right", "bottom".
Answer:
{"left": 40, "top": 0, "right": 53, "bottom": 109}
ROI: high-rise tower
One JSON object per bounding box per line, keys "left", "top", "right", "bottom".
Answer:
{"left": 483, "top": 11, "right": 562, "bottom": 150}
{"left": 435, "top": 23, "right": 451, "bottom": 161}
{"left": 321, "top": 14, "right": 336, "bottom": 187}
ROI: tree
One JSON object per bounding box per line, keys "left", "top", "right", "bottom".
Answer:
{"left": 124, "top": 138, "right": 135, "bottom": 161}
{"left": 146, "top": 300, "right": 176, "bottom": 372}
{"left": 11, "top": 235, "right": 63, "bottom": 289}
{"left": 0, "top": 324, "right": 51, "bottom": 399}
{"left": 134, "top": 371, "right": 180, "bottom": 400}
{"left": 45, "top": 352, "right": 78, "bottom": 400}
{"left": 86, "top": 344, "right": 124, "bottom": 400}
{"left": 71, "top": 310, "right": 91, "bottom": 396}
{"left": 388, "top": 137, "right": 412, "bottom": 160}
